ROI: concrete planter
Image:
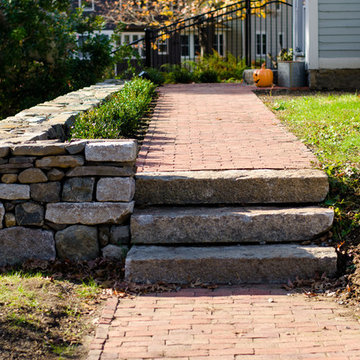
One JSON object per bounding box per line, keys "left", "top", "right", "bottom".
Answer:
{"left": 278, "top": 61, "right": 306, "bottom": 88}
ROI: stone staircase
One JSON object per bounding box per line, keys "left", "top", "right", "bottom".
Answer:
{"left": 125, "top": 169, "right": 338, "bottom": 284}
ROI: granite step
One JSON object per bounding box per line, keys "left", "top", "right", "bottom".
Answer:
{"left": 125, "top": 244, "right": 337, "bottom": 284}
{"left": 134, "top": 169, "right": 329, "bottom": 205}
{"left": 131, "top": 206, "right": 334, "bottom": 245}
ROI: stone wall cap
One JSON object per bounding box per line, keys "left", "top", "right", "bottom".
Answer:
{"left": 12, "top": 142, "right": 67, "bottom": 156}
{"left": 85, "top": 140, "right": 137, "bottom": 162}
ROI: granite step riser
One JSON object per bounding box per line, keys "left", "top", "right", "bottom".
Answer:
{"left": 135, "top": 170, "right": 329, "bottom": 205}
{"left": 125, "top": 245, "right": 337, "bottom": 284}
{"left": 131, "top": 206, "right": 334, "bottom": 245}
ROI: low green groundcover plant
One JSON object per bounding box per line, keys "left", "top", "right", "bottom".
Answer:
{"left": 144, "top": 51, "right": 248, "bottom": 85}
{"left": 263, "top": 92, "right": 360, "bottom": 242}
{"left": 70, "top": 77, "right": 156, "bottom": 139}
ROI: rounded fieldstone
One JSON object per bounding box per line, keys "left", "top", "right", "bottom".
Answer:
{"left": 65, "top": 140, "right": 87, "bottom": 155}
{"left": 0, "top": 227, "right": 55, "bottom": 266}
{"left": 55, "top": 225, "right": 99, "bottom": 261}
{"left": 102, "top": 244, "right": 128, "bottom": 260}
{"left": 4, "top": 202, "right": 15, "bottom": 212}
{"left": 0, "top": 146, "right": 10, "bottom": 158}
{"left": 35, "top": 155, "right": 84, "bottom": 168}
{"left": 110, "top": 225, "right": 130, "bottom": 245}
{"left": 18, "top": 168, "right": 47, "bottom": 184}
{"left": 0, "top": 184, "right": 30, "bottom": 200}
{"left": 1, "top": 174, "right": 18, "bottom": 184}
{"left": 31, "top": 182, "right": 61, "bottom": 203}
{"left": 47, "top": 169, "right": 65, "bottom": 181}
{"left": 99, "top": 225, "right": 110, "bottom": 247}
{"left": 96, "top": 177, "right": 135, "bottom": 202}
{"left": 5, "top": 213, "right": 16, "bottom": 227}
{"left": 0, "top": 203, "right": 4, "bottom": 228}
{"left": 15, "top": 202, "right": 44, "bottom": 226}
{"left": 62, "top": 177, "right": 95, "bottom": 202}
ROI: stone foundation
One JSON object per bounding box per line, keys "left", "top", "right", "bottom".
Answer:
{"left": 309, "top": 69, "right": 360, "bottom": 90}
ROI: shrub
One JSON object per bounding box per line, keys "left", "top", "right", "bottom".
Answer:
{"left": 144, "top": 67, "right": 165, "bottom": 85}
{"left": 70, "top": 78, "right": 156, "bottom": 139}
{"left": 188, "top": 51, "right": 248, "bottom": 81}
{"left": 152, "top": 51, "right": 248, "bottom": 84}
{"left": 198, "top": 70, "right": 219, "bottom": 83}
{"left": 161, "top": 64, "right": 196, "bottom": 84}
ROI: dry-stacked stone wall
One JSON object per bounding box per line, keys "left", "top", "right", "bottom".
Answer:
{"left": 0, "top": 80, "right": 138, "bottom": 267}
{"left": 0, "top": 140, "right": 136, "bottom": 266}
{"left": 0, "top": 79, "right": 123, "bottom": 142}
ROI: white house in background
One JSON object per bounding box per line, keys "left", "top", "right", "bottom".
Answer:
{"left": 305, "top": 0, "right": 360, "bottom": 89}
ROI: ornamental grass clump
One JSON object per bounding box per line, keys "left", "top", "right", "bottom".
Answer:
{"left": 70, "top": 78, "right": 156, "bottom": 139}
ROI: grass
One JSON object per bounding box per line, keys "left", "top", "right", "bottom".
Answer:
{"left": 0, "top": 270, "right": 102, "bottom": 360}
{"left": 70, "top": 77, "right": 156, "bottom": 139}
{"left": 261, "top": 92, "right": 360, "bottom": 243}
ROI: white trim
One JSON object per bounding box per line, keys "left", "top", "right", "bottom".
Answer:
{"left": 319, "top": 58, "right": 360, "bottom": 69}
{"left": 180, "top": 32, "right": 226, "bottom": 60}
{"left": 79, "top": 0, "right": 95, "bottom": 11}
{"left": 305, "top": 0, "right": 319, "bottom": 69}
{"left": 122, "top": 32, "right": 145, "bottom": 58}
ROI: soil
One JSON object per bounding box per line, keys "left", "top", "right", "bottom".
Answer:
{"left": 0, "top": 258, "right": 125, "bottom": 360}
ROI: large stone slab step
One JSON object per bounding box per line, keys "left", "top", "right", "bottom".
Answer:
{"left": 135, "top": 169, "right": 329, "bottom": 205}
{"left": 125, "top": 244, "right": 337, "bottom": 284}
{"left": 131, "top": 206, "right": 334, "bottom": 245}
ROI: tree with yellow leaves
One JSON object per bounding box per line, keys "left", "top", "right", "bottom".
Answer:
{"left": 98, "top": 0, "right": 281, "bottom": 28}
{"left": 98, "top": 0, "right": 287, "bottom": 62}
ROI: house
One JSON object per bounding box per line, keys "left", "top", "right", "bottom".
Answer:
{"left": 72, "top": 0, "right": 294, "bottom": 69}
{"left": 305, "top": 0, "right": 360, "bottom": 89}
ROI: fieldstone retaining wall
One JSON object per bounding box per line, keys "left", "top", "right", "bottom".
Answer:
{"left": 0, "top": 80, "right": 137, "bottom": 267}
{"left": 0, "top": 140, "right": 136, "bottom": 266}
{"left": 0, "top": 79, "right": 123, "bottom": 143}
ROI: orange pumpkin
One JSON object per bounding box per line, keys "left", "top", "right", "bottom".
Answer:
{"left": 253, "top": 64, "right": 273, "bottom": 87}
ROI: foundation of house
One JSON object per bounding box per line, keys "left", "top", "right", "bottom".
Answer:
{"left": 308, "top": 69, "right": 360, "bottom": 90}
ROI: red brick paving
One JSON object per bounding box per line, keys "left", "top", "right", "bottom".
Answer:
{"left": 88, "top": 286, "right": 360, "bottom": 360}
{"left": 136, "top": 84, "right": 318, "bottom": 173}
{"left": 87, "top": 84, "right": 358, "bottom": 359}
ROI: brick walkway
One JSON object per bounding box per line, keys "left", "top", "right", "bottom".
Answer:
{"left": 88, "top": 286, "right": 360, "bottom": 360}
{"left": 88, "top": 84, "right": 360, "bottom": 360}
{"left": 136, "top": 84, "right": 318, "bottom": 173}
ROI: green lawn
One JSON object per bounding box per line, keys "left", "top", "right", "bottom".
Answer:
{"left": 0, "top": 270, "right": 101, "bottom": 359}
{"left": 262, "top": 92, "right": 360, "bottom": 242}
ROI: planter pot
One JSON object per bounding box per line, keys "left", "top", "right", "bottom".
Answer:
{"left": 278, "top": 61, "right": 306, "bottom": 88}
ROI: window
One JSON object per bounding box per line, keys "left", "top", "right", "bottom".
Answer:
{"left": 213, "top": 34, "right": 224, "bottom": 56}
{"left": 121, "top": 33, "right": 145, "bottom": 58}
{"left": 181, "top": 35, "right": 190, "bottom": 57}
{"left": 79, "top": 0, "right": 94, "bottom": 11}
{"left": 180, "top": 33, "right": 225, "bottom": 59}
{"left": 156, "top": 38, "right": 169, "bottom": 55}
{"left": 194, "top": 35, "right": 200, "bottom": 56}
{"left": 256, "top": 32, "right": 267, "bottom": 56}
{"left": 278, "top": 32, "right": 284, "bottom": 50}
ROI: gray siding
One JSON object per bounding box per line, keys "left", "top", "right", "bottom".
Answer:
{"left": 319, "top": 0, "right": 360, "bottom": 58}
